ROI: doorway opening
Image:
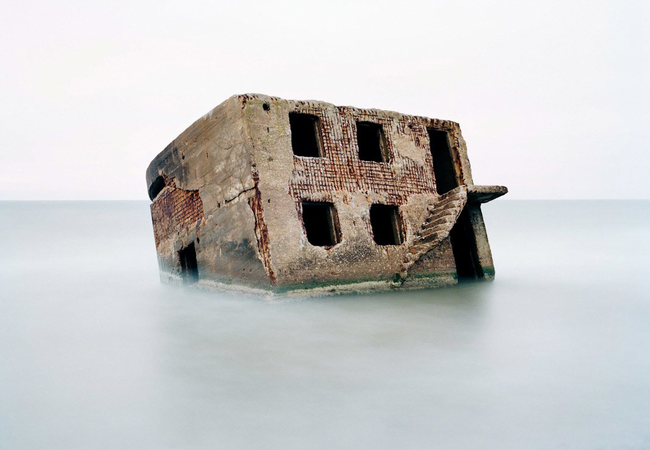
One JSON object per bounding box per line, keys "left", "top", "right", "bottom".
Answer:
{"left": 428, "top": 129, "right": 456, "bottom": 194}
{"left": 428, "top": 128, "right": 481, "bottom": 280}
{"left": 179, "top": 243, "right": 199, "bottom": 284}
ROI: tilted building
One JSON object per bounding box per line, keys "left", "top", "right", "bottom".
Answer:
{"left": 145, "top": 94, "right": 507, "bottom": 296}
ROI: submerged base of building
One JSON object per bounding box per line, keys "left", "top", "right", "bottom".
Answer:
{"left": 159, "top": 261, "right": 489, "bottom": 299}
{"left": 146, "top": 94, "right": 507, "bottom": 298}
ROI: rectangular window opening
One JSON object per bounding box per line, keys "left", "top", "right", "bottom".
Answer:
{"left": 179, "top": 243, "right": 199, "bottom": 284}
{"left": 357, "top": 122, "right": 388, "bottom": 162}
{"left": 290, "top": 113, "right": 323, "bottom": 157}
{"left": 370, "top": 204, "right": 404, "bottom": 245}
{"left": 301, "top": 202, "right": 341, "bottom": 247}
{"left": 428, "top": 128, "right": 457, "bottom": 194}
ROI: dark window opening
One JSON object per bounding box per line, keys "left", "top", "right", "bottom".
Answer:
{"left": 148, "top": 175, "right": 166, "bottom": 201}
{"left": 370, "top": 204, "right": 404, "bottom": 245}
{"left": 428, "top": 128, "right": 457, "bottom": 194}
{"left": 290, "top": 113, "right": 322, "bottom": 157}
{"left": 301, "top": 202, "right": 341, "bottom": 247}
{"left": 357, "top": 122, "right": 388, "bottom": 162}
{"left": 263, "top": 103, "right": 270, "bottom": 111}
{"left": 179, "top": 243, "right": 199, "bottom": 284}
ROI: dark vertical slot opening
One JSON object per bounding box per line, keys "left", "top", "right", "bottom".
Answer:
{"left": 357, "top": 122, "right": 388, "bottom": 162}
{"left": 448, "top": 209, "right": 481, "bottom": 280}
{"left": 289, "top": 113, "right": 322, "bottom": 157}
{"left": 179, "top": 243, "right": 199, "bottom": 284}
{"left": 428, "top": 129, "right": 457, "bottom": 194}
{"left": 301, "top": 202, "right": 340, "bottom": 247}
{"left": 370, "top": 204, "right": 404, "bottom": 245}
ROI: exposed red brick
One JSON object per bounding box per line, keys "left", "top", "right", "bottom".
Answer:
{"left": 288, "top": 105, "right": 445, "bottom": 207}
{"left": 150, "top": 183, "right": 204, "bottom": 248}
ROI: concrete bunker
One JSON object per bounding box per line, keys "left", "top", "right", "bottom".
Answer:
{"left": 146, "top": 94, "right": 507, "bottom": 296}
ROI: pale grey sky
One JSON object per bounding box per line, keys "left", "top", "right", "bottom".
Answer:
{"left": 1, "top": 0, "right": 648, "bottom": 200}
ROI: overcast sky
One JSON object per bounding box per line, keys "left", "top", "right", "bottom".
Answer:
{"left": 1, "top": 0, "right": 647, "bottom": 200}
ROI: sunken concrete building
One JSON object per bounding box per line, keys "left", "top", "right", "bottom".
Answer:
{"left": 146, "top": 94, "right": 507, "bottom": 297}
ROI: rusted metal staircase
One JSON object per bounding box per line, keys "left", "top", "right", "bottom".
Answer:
{"left": 398, "top": 185, "right": 468, "bottom": 282}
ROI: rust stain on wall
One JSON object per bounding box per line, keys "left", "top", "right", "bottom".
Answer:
{"left": 248, "top": 169, "right": 276, "bottom": 283}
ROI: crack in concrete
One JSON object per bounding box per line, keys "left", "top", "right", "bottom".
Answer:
{"left": 224, "top": 185, "right": 256, "bottom": 204}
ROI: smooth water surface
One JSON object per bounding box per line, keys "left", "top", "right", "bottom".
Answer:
{"left": 1, "top": 201, "right": 649, "bottom": 449}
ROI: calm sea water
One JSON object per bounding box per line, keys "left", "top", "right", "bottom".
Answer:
{"left": 1, "top": 201, "right": 649, "bottom": 449}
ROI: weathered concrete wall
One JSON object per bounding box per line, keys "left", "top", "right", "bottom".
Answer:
{"left": 241, "top": 94, "right": 475, "bottom": 293}
{"left": 146, "top": 96, "right": 270, "bottom": 291}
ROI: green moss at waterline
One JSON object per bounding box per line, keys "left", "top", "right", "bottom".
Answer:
{"left": 482, "top": 267, "right": 496, "bottom": 279}
{"left": 269, "top": 270, "right": 459, "bottom": 295}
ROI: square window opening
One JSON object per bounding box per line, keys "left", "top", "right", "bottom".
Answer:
{"left": 370, "top": 204, "right": 404, "bottom": 245}
{"left": 357, "top": 122, "right": 388, "bottom": 162}
{"left": 179, "top": 243, "right": 199, "bottom": 284}
{"left": 301, "top": 202, "right": 341, "bottom": 247}
{"left": 290, "top": 113, "right": 323, "bottom": 157}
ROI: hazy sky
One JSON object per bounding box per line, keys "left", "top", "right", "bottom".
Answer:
{"left": 1, "top": 0, "right": 647, "bottom": 200}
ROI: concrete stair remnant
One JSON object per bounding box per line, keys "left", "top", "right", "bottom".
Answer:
{"left": 399, "top": 185, "right": 468, "bottom": 282}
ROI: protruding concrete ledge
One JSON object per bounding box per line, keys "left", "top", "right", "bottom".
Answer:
{"left": 467, "top": 185, "right": 508, "bottom": 204}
